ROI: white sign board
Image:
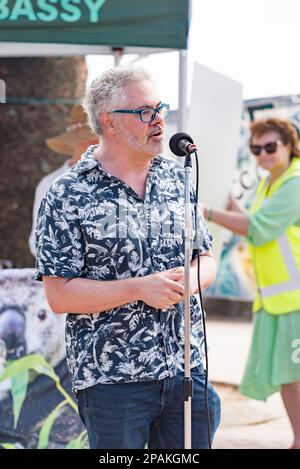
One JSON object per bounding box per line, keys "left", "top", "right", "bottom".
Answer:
{"left": 188, "top": 62, "right": 243, "bottom": 261}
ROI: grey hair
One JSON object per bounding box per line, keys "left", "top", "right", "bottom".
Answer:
{"left": 84, "top": 67, "right": 153, "bottom": 136}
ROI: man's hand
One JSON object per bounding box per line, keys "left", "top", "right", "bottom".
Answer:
{"left": 170, "top": 252, "right": 216, "bottom": 295}
{"left": 170, "top": 266, "right": 198, "bottom": 296}
{"left": 138, "top": 269, "right": 185, "bottom": 310}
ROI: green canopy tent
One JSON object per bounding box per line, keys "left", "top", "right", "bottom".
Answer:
{"left": 0, "top": 0, "right": 190, "bottom": 128}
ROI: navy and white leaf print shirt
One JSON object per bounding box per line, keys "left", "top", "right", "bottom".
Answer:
{"left": 35, "top": 146, "right": 212, "bottom": 392}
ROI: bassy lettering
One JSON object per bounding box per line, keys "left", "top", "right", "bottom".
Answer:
{"left": 0, "top": 0, "right": 106, "bottom": 23}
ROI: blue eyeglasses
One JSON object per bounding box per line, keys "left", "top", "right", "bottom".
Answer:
{"left": 112, "top": 103, "right": 170, "bottom": 123}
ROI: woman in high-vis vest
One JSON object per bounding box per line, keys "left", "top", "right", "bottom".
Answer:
{"left": 204, "top": 118, "right": 300, "bottom": 449}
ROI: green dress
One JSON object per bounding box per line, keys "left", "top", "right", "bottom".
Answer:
{"left": 240, "top": 175, "right": 300, "bottom": 400}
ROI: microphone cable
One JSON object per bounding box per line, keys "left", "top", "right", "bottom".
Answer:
{"left": 194, "top": 150, "right": 212, "bottom": 449}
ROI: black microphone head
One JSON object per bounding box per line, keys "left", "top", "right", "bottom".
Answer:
{"left": 169, "top": 132, "right": 194, "bottom": 156}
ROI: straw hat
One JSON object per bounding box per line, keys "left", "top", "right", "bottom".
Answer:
{"left": 46, "top": 104, "right": 98, "bottom": 155}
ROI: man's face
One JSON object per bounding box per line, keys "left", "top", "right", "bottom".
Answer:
{"left": 113, "top": 80, "right": 165, "bottom": 158}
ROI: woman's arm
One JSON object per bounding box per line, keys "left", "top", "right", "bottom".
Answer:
{"left": 203, "top": 206, "right": 249, "bottom": 236}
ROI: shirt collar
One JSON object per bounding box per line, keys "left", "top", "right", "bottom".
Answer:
{"left": 73, "top": 144, "right": 163, "bottom": 176}
{"left": 73, "top": 145, "right": 100, "bottom": 174}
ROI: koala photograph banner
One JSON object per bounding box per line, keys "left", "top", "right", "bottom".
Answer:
{"left": 0, "top": 269, "right": 84, "bottom": 449}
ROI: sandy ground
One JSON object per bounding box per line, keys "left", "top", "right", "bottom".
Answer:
{"left": 206, "top": 317, "right": 294, "bottom": 449}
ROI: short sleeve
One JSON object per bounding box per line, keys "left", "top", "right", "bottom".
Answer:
{"left": 247, "top": 177, "right": 300, "bottom": 247}
{"left": 35, "top": 191, "right": 85, "bottom": 281}
{"left": 191, "top": 188, "right": 213, "bottom": 257}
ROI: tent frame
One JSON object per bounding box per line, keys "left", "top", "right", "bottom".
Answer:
{"left": 0, "top": 42, "right": 188, "bottom": 131}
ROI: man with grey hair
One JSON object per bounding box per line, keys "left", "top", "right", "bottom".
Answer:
{"left": 35, "top": 67, "right": 220, "bottom": 449}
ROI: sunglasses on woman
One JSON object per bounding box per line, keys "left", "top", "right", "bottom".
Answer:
{"left": 250, "top": 140, "right": 282, "bottom": 156}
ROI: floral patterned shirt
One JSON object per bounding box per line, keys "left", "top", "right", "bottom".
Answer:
{"left": 35, "top": 146, "right": 212, "bottom": 392}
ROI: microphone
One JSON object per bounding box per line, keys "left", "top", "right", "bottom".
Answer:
{"left": 169, "top": 132, "right": 197, "bottom": 157}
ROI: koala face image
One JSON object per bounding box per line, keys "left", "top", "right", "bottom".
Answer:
{"left": 0, "top": 268, "right": 66, "bottom": 398}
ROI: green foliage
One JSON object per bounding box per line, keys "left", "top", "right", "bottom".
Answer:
{"left": 37, "top": 399, "right": 68, "bottom": 449}
{"left": 0, "top": 442, "right": 19, "bottom": 449}
{"left": 11, "top": 370, "right": 28, "bottom": 428}
{"left": 65, "top": 430, "right": 88, "bottom": 449}
{"left": 0, "top": 353, "right": 87, "bottom": 449}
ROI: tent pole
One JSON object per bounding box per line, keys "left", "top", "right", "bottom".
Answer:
{"left": 112, "top": 47, "right": 124, "bottom": 66}
{"left": 178, "top": 47, "right": 193, "bottom": 450}
{"left": 178, "top": 49, "right": 188, "bottom": 132}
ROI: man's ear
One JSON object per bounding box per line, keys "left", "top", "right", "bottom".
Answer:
{"left": 100, "top": 112, "right": 116, "bottom": 134}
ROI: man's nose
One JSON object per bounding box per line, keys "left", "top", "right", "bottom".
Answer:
{"left": 151, "top": 111, "right": 164, "bottom": 125}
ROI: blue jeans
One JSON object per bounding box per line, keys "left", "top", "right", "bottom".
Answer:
{"left": 77, "top": 366, "right": 221, "bottom": 449}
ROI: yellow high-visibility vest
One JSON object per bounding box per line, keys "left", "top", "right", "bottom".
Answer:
{"left": 249, "top": 158, "right": 300, "bottom": 314}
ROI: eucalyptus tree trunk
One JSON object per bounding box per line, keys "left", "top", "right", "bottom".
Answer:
{"left": 0, "top": 57, "right": 87, "bottom": 267}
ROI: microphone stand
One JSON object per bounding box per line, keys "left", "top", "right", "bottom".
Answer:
{"left": 183, "top": 152, "right": 193, "bottom": 449}
{"left": 169, "top": 134, "right": 198, "bottom": 449}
